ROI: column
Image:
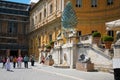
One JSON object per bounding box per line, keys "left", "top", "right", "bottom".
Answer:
{"left": 6, "top": 49, "right": 10, "bottom": 57}
{"left": 18, "top": 49, "right": 21, "bottom": 56}
{"left": 70, "top": 47, "right": 73, "bottom": 69}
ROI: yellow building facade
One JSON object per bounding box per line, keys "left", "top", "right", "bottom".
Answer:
{"left": 28, "top": 0, "right": 120, "bottom": 60}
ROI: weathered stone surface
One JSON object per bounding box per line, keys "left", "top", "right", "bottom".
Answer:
{"left": 76, "top": 62, "right": 94, "bottom": 71}
{"left": 44, "top": 59, "right": 54, "bottom": 66}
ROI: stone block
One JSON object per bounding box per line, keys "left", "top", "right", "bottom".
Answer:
{"left": 76, "top": 62, "right": 94, "bottom": 71}
{"left": 44, "top": 59, "right": 54, "bottom": 66}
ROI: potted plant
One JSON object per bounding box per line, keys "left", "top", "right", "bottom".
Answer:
{"left": 45, "top": 44, "right": 51, "bottom": 52}
{"left": 50, "top": 41, "right": 54, "bottom": 48}
{"left": 102, "top": 35, "right": 114, "bottom": 49}
{"left": 92, "top": 32, "right": 101, "bottom": 45}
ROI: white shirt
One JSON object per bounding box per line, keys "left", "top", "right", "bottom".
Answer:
{"left": 113, "top": 58, "right": 120, "bottom": 69}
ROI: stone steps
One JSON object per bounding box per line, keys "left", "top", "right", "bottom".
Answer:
{"left": 94, "top": 64, "right": 113, "bottom": 73}
{"left": 54, "top": 65, "right": 70, "bottom": 68}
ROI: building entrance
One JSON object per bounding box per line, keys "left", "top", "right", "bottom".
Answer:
{"left": 10, "top": 50, "right": 18, "bottom": 57}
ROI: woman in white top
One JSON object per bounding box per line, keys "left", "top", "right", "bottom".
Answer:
{"left": 113, "top": 39, "right": 120, "bottom": 80}
{"left": 113, "top": 58, "right": 120, "bottom": 80}
{"left": 6, "top": 57, "right": 11, "bottom": 71}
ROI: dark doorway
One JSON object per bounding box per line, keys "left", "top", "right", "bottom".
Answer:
{"left": 21, "top": 51, "right": 28, "bottom": 57}
{"left": 10, "top": 50, "right": 18, "bottom": 57}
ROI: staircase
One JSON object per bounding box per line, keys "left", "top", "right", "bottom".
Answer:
{"left": 50, "top": 34, "right": 113, "bottom": 72}
{"left": 79, "top": 35, "right": 113, "bottom": 72}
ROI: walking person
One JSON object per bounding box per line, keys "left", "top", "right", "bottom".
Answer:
{"left": 17, "top": 55, "right": 23, "bottom": 69}
{"left": 12, "top": 56, "right": 17, "bottom": 68}
{"left": 2, "top": 57, "right": 6, "bottom": 69}
{"left": 30, "top": 56, "right": 35, "bottom": 66}
{"left": 40, "top": 56, "right": 45, "bottom": 64}
{"left": 5, "top": 57, "right": 11, "bottom": 71}
{"left": 23, "top": 55, "right": 29, "bottom": 68}
{"left": 113, "top": 58, "right": 120, "bottom": 80}
{"left": 112, "top": 39, "right": 120, "bottom": 80}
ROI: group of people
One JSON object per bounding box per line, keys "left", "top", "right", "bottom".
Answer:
{"left": 1, "top": 55, "right": 35, "bottom": 71}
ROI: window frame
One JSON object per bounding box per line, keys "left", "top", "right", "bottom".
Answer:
{"left": 49, "top": 34, "right": 52, "bottom": 42}
{"left": 76, "top": 0, "right": 82, "bottom": 7}
{"left": 50, "top": 4, "right": 53, "bottom": 14}
{"left": 44, "top": 8, "right": 46, "bottom": 18}
{"left": 91, "top": 0, "right": 97, "bottom": 7}
{"left": 0, "top": 21, "right": 2, "bottom": 33}
{"left": 39, "top": 12, "right": 42, "bottom": 22}
{"left": 7, "top": 21, "right": 18, "bottom": 34}
{"left": 107, "top": 0, "right": 113, "bottom": 5}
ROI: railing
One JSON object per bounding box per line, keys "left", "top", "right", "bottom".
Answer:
{"left": 0, "top": 33, "right": 26, "bottom": 38}
{"left": 0, "top": 43, "right": 28, "bottom": 50}
{"left": 28, "top": 11, "right": 62, "bottom": 33}
{"left": 79, "top": 34, "right": 112, "bottom": 60}
{"left": 84, "top": 43, "right": 112, "bottom": 60}
{"left": 79, "top": 34, "right": 93, "bottom": 44}
{"left": 0, "top": 7, "right": 29, "bottom": 16}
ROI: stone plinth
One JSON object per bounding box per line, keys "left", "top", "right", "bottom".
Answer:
{"left": 76, "top": 62, "right": 94, "bottom": 71}
{"left": 44, "top": 59, "right": 54, "bottom": 66}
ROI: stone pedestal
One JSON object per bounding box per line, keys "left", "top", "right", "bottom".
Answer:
{"left": 44, "top": 59, "right": 54, "bottom": 66}
{"left": 76, "top": 62, "right": 94, "bottom": 71}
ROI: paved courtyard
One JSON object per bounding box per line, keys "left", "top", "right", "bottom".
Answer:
{"left": 0, "top": 62, "right": 114, "bottom": 80}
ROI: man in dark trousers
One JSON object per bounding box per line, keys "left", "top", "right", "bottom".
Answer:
{"left": 113, "top": 39, "right": 120, "bottom": 80}
{"left": 30, "top": 56, "right": 35, "bottom": 66}
{"left": 24, "top": 55, "right": 29, "bottom": 68}
{"left": 113, "top": 58, "right": 120, "bottom": 80}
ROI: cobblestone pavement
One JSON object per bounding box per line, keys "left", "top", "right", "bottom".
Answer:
{"left": 0, "top": 62, "right": 114, "bottom": 80}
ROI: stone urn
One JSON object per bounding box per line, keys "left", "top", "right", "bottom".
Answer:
{"left": 92, "top": 32, "right": 101, "bottom": 45}
{"left": 103, "top": 35, "right": 114, "bottom": 49}
{"left": 104, "top": 41, "right": 113, "bottom": 49}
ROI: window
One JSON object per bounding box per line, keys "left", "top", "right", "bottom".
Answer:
{"left": 91, "top": 0, "right": 97, "bottom": 7}
{"left": 92, "top": 30, "right": 97, "bottom": 33}
{"left": 49, "top": 34, "right": 52, "bottom": 42}
{"left": 0, "top": 21, "right": 1, "bottom": 32}
{"left": 39, "top": 13, "right": 42, "bottom": 21}
{"left": 8, "top": 22, "right": 13, "bottom": 33}
{"left": 38, "top": 37, "right": 41, "bottom": 47}
{"left": 107, "top": 30, "right": 114, "bottom": 37}
{"left": 32, "top": 18, "right": 34, "bottom": 26}
{"left": 50, "top": 4, "right": 53, "bottom": 14}
{"left": 8, "top": 21, "right": 18, "bottom": 34}
{"left": 44, "top": 9, "right": 46, "bottom": 17}
{"left": 107, "top": 0, "right": 113, "bottom": 5}
{"left": 13, "top": 22, "right": 18, "bottom": 33}
{"left": 22, "top": 23, "right": 26, "bottom": 34}
{"left": 8, "top": 39, "right": 17, "bottom": 43}
{"left": 77, "top": 31, "right": 81, "bottom": 37}
{"left": 76, "top": 0, "right": 82, "bottom": 7}
{"left": 35, "top": 16, "right": 37, "bottom": 23}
